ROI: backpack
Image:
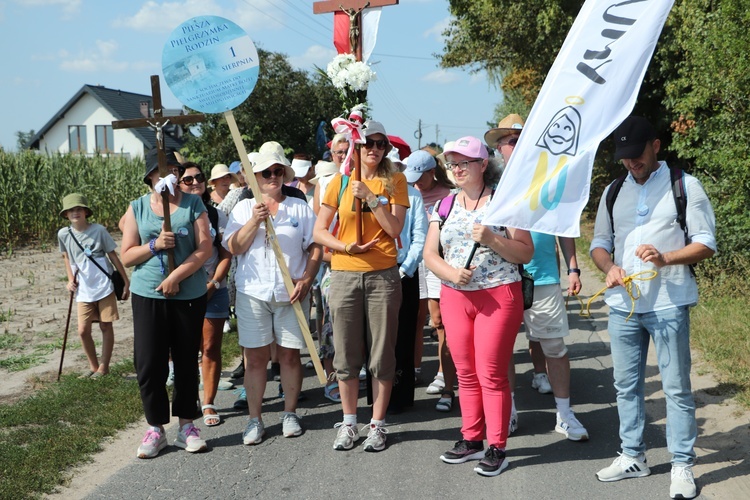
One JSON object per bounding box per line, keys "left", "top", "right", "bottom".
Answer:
{"left": 605, "top": 167, "right": 693, "bottom": 274}
{"left": 206, "top": 204, "right": 222, "bottom": 249}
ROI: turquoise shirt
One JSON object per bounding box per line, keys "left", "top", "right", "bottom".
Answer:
{"left": 130, "top": 193, "right": 208, "bottom": 300}
{"left": 525, "top": 232, "right": 560, "bottom": 286}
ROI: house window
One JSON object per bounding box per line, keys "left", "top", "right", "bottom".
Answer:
{"left": 95, "top": 125, "right": 114, "bottom": 153}
{"left": 68, "top": 125, "right": 87, "bottom": 153}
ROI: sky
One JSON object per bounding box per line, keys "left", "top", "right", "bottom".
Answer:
{"left": 0, "top": 0, "right": 504, "bottom": 154}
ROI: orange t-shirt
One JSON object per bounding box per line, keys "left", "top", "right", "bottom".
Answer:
{"left": 322, "top": 171, "right": 410, "bottom": 272}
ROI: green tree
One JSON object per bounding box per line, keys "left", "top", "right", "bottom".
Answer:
{"left": 182, "top": 49, "right": 342, "bottom": 164}
{"left": 15, "top": 130, "right": 35, "bottom": 150}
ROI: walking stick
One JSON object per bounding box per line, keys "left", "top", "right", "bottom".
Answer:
{"left": 58, "top": 270, "right": 78, "bottom": 381}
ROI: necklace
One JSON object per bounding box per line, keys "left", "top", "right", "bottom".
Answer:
{"left": 463, "top": 185, "right": 486, "bottom": 211}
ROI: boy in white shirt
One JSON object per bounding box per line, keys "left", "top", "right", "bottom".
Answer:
{"left": 58, "top": 193, "right": 129, "bottom": 377}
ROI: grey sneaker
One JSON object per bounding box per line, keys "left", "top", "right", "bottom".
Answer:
{"left": 440, "top": 439, "right": 485, "bottom": 464}
{"left": 281, "top": 412, "right": 303, "bottom": 437}
{"left": 175, "top": 423, "right": 207, "bottom": 453}
{"left": 333, "top": 422, "right": 360, "bottom": 451}
{"left": 136, "top": 427, "right": 167, "bottom": 459}
{"left": 362, "top": 424, "right": 388, "bottom": 452}
{"left": 670, "top": 465, "right": 697, "bottom": 499}
{"left": 242, "top": 418, "right": 265, "bottom": 445}
{"left": 596, "top": 452, "right": 650, "bottom": 482}
{"left": 555, "top": 411, "right": 589, "bottom": 441}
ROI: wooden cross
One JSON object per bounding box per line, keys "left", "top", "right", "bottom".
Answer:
{"left": 112, "top": 75, "right": 205, "bottom": 273}
{"left": 314, "top": 0, "right": 399, "bottom": 244}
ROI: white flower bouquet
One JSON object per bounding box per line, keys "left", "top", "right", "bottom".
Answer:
{"left": 320, "top": 53, "right": 376, "bottom": 114}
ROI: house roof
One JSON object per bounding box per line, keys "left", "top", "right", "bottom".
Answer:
{"left": 27, "top": 84, "right": 188, "bottom": 152}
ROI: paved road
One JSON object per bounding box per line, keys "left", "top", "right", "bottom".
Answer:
{"left": 85, "top": 276, "right": 707, "bottom": 500}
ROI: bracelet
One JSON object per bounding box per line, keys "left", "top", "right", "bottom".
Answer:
{"left": 149, "top": 238, "right": 159, "bottom": 256}
{"left": 567, "top": 268, "right": 581, "bottom": 275}
{"left": 344, "top": 243, "right": 353, "bottom": 255}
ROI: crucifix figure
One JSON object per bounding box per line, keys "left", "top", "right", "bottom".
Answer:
{"left": 112, "top": 74, "right": 205, "bottom": 273}
{"left": 314, "top": 0, "right": 399, "bottom": 59}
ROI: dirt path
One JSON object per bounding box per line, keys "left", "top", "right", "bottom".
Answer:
{"left": 1, "top": 241, "right": 748, "bottom": 498}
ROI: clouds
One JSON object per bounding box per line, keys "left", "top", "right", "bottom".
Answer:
{"left": 114, "top": 0, "right": 283, "bottom": 34}
{"left": 16, "top": 0, "right": 81, "bottom": 18}
{"left": 57, "top": 40, "right": 155, "bottom": 73}
{"left": 288, "top": 45, "right": 337, "bottom": 71}
{"left": 424, "top": 16, "right": 450, "bottom": 40}
{"left": 422, "top": 69, "right": 460, "bottom": 84}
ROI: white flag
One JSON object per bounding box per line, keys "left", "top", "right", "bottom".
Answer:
{"left": 482, "top": 0, "right": 675, "bottom": 237}
{"left": 361, "top": 7, "right": 381, "bottom": 63}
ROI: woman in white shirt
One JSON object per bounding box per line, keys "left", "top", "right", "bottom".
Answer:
{"left": 224, "top": 152, "right": 322, "bottom": 445}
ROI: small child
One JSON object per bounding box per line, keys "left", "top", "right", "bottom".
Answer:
{"left": 57, "top": 193, "right": 130, "bottom": 378}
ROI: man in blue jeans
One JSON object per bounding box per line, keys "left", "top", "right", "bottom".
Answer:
{"left": 590, "top": 116, "right": 716, "bottom": 499}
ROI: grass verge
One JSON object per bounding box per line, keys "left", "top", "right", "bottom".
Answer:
{"left": 0, "top": 328, "right": 243, "bottom": 499}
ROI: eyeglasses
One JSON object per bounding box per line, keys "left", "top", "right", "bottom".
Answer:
{"left": 332, "top": 149, "right": 348, "bottom": 156}
{"left": 181, "top": 173, "right": 206, "bottom": 185}
{"left": 445, "top": 159, "right": 483, "bottom": 171}
{"left": 364, "top": 139, "right": 387, "bottom": 150}
{"left": 498, "top": 137, "right": 518, "bottom": 148}
{"left": 261, "top": 167, "right": 286, "bottom": 179}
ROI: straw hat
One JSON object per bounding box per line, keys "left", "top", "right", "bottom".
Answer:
{"left": 209, "top": 164, "right": 240, "bottom": 186}
{"left": 484, "top": 114, "right": 525, "bottom": 147}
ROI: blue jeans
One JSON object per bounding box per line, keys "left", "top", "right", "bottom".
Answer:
{"left": 608, "top": 306, "right": 696, "bottom": 465}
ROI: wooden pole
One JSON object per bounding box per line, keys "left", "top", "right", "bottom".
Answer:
{"left": 224, "top": 110, "right": 326, "bottom": 384}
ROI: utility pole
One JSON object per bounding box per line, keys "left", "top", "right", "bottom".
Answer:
{"left": 414, "top": 118, "right": 422, "bottom": 149}
{"left": 435, "top": 124, "right": 440, "bottom": 146}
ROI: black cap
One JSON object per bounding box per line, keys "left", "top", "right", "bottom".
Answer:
{"left": 144, "top": 148, "right": 183, "bottom": 185}
{"left": 613, "top": 116, "right": 657, "bottom": 161}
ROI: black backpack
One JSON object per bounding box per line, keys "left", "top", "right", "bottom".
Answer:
{"left": 605, "top": 167, "right": 692, "bottom": 274}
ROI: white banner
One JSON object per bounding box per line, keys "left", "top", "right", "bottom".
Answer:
{"left": 362, "top": 7, "right": 381, "bottom": 63}
{"left": 483, "top": 0, "right": 675, "bottom": 237}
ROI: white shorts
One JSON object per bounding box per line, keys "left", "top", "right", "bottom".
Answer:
{"left": 418, "top": 261, "right": 441, "bottom": 300}
{"left": 523, "top": 284, "right": 570, "bottom": 340}
{"left": 236, "top": 291, "right": 309, "bottom": 349}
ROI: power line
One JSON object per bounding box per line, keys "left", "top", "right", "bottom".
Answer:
{"left": 267, "top": 0, "right": 332, "bottom": 41}
{"left": 372, "top": 52, "right": 437, "bottom": 61}
{"left": 237, "top": 0, "right": 329, "bottom": 47}
{"left": 278, "top": 0, "right": 333, "bottom": 34}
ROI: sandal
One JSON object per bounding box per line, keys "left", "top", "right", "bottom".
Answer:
{"left": 324, "top": 382, "right": 341, "bottom": 403}
{"left": 436, "top": 391, "right": 454, "bottom": 412}
{"left": 201, "top": 404, "right": 221, "bottom": 427}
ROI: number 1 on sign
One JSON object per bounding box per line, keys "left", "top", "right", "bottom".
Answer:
{"left": 230, "top": 47, "right": 236, "bottom": 57}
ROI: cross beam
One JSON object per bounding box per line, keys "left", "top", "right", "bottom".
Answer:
{"left": 112, "top": 75, "right": 205, "bottom": 273}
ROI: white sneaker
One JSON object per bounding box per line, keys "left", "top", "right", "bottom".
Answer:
{"left": 425, "top": 374, "right": 445, "bottom": 395}
{"left": 333, "top": 422, "right": 360, "bottom": 450}
{"left": 531, "top": 372, "right": 552, "bottom": 394}
{"left": 670, "top": 465, "right": 697, "bottom": 499}
{"left": 508, "top": 410, "right": 518, "bottom": 435}
{"left": 242, "top": 418, "right": 265, "bottom": 445}
{"left": 362, "top": 424, "right": 388, "bottom": 452}
{"left": 281, "top": 412, "right": 303, "bottom": 437}
{"left": 223, "top": 320, "right": 231, "bottom": 333}
{"left": 175, "top": 423, "right": 207, "bottom": 453}
{"left": 136, "top": 427, "right": 167, "bottom": 459}
{"left": 555, "top": 411, "right": 589, "bottom": 441}
{"left": 596, "top": 452, "right": 650, "bottom": 482}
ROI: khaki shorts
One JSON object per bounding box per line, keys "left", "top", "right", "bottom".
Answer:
{"left": 78, "top": 292, "right": 119, "bottom": 324}
{"left": 523, "top": 284, "right": 569, "bottom": 340}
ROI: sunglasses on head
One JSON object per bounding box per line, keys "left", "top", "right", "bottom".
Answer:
{"left": 364, "top": 138, "right": 387, "bottom": 150}
{"left": 180, "top": 173, "right": 206, "bottom": 185}
{"left": 261, "top": 167, "right": 286, "bottom": 179}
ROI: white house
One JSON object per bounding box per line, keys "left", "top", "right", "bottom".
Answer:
{"left": 27, "top": 84, "right": 191, "bottom": 159}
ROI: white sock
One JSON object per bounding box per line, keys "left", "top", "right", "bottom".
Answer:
{"left": 436, "top": 371, "right": 444, "bottom": 380}
{"left": 168, "top": 360, "right": 174, "bottom": 373}
{"left": 555, "top": 397, "right": 572, "bottom": 419}
{"left": 370, "top": 418, "right": 385, "bottom": 428}
{"left": 343, "top": 414, "right": 357, "bottom": 426}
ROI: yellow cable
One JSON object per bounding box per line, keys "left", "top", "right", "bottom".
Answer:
{"left": 567, "top": 270, "right": 658, "bottom": 322}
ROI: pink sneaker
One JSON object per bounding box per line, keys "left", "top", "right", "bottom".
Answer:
{"left": 137, "top": 427, "right": 167, "bottom": 459}
{"left": 175, "top": 423, "right": 207, "bottom": 453}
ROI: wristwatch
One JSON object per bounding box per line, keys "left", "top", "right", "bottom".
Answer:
{"left": 209, "top": 279, "right": 220, "bottom": 289}
{"left": 367, "top": 195, "right": 388, "bottom": 209}
{"left": 567, "top": 268, "right": 581, "bottom": 275}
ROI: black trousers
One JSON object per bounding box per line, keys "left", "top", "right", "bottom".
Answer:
{"left": 132, "top": 293, "right": 207, "bottom": 425}
{"left": 388, "top": 272, "right": 419, "bottom": 411}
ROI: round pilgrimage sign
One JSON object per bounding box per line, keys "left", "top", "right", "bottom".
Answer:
{"left": 162, "top": 16, "right": 259, "bottom": 113}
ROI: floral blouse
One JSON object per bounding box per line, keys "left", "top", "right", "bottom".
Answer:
{"left": 431, "top": 195, "right": 521, "bottom": 291}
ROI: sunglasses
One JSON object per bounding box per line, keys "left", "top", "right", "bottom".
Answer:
{"left": 181, "top": 173, "right": 206, "bottom": 185}
{"left": 332, "top": 149, "right": 348, "bottom": 156}
{"left": 364, "top": 139, "right": 388, "bottom": 150}
{"left": 261, "top": 167, "right": 286, "bottom": 179}
{"left": 499, "top": 137, "right": 518, "bottom": 148}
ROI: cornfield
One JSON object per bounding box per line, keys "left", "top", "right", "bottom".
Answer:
{"left": 0, "top": 151, "right": 148, "bottom": 251}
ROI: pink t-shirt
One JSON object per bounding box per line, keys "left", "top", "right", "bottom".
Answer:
{"left": 418, "top": 185, "right": 452, "bottom": 217}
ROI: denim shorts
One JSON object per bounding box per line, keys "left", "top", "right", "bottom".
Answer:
{"left": 205, "top": 286, "right": 229, "bottom": 319}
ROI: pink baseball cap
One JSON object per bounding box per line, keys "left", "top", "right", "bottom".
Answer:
{"left": 443, "top": 136, "right": 488, "bottom": 160}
